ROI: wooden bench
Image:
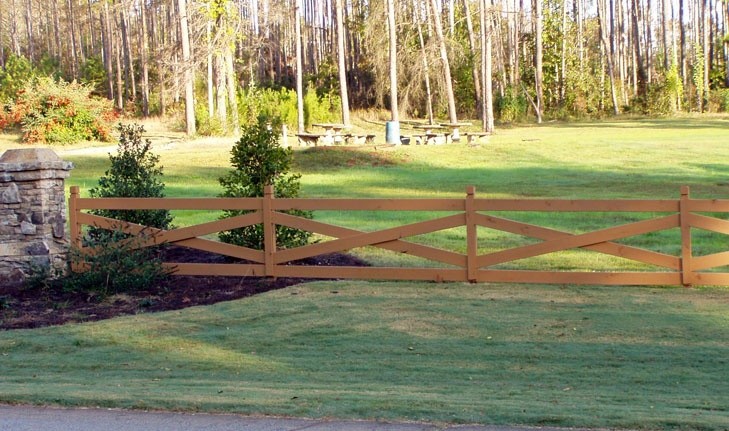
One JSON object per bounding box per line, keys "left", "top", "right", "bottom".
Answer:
{"left": 296, "top": 133, "right": 331, "bottom": 147}
{"left": 464, "top": 132, "right": 491, "bottom": 145}
{"left": 345, "top": 134, "right": 376, "bottom": 145}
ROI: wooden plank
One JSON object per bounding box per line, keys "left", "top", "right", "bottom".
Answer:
{"left": 692, "top": 251, "right": 729, "bottom": 271}
{"left": 691, "top": 272, "right": 729, "bottom": 285}
{"left": 689, "top": 213, "right": 729, "bottom": 235}
{"left": 166, "top": 263, "right": 266, "bottom": 277}
{"left": 685, "top": 199, "right": 729, "bottom": 212}
{"left": 76, "top": 197, "right": 262, "bottom": 211}
{"left": 272, "top": 266, "right": 467, "bottom": 282}
{"left": 474, "top": 213, "right": 680, "bottom": 270}
{"left": 273, "top": 212, "right": 466, "bottom": 267}
{"left": 69, "top": 186, "right": 81, "bottom": 250}
{"left": 476, "top": 214, "right": 680, "bottom": 268}
{"left": 270, "top": 198, "right": 465, "bottom": 211}
{"left": 473, "top": 199, "right": 678, "bottom": 212}
{"left": 155, "top": 212, "right": 262, "bottom": 244}
{"left": 274, "top": 213, "right": 466, "bottom": 264}
{"left": 475, "top": 270, "right": 681, "bottom": 285}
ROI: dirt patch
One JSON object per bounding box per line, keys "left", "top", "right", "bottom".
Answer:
{"left": 0, "top": 247, "right": 368, "bottom": 330}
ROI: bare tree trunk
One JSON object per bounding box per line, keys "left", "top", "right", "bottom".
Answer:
{"left": 481, "top": 0, "right": 494, "bottom": 133}
{"left": 178, "top": 0, "right": 196, "bottom": 135}
{"left": 462, "top": 0, "right": 482, "bottom": 112}
{"left": 560, "top": 0, "right": 568, "bottom": 102}
{"left": 662, "top": 0, "right": 669, "bottom": 70}
{"left": 52, "top": 0, "right": 61, "bottom": 60}
{"left": 415, "top": 9, "right": 434, "bottom": 125}
{"left": 140, "top": 0, "right": 150, "bottom": 116}
{"left": 207, "top": 3, "right": 214, "bottom": 118}
{"left": 335, "top": 0, "right": 350, "bottom": 126}
{"left": 119, "top": 5, "right": 136, "bottom": 103}
{"left": 631, "top": 0, "right": 648, "bottom": 98}
{"left": 215, "top": 53, "right": 228, "bottom": 123}
{"left": 429, "top": 0, "right": 458, "bottom": 124}
{"left": 387, "top": 0, "right": 399, "bottom": 122}
{"left": 702, "top": 0, "right": 709, "bottom": 110}
{"left": 534, "top": 0, "right": 543, "bottom": 123}
{"left": 295, "top": 0, "right": 305, "bottom": 133}
{"left": 101, "top": 4, "right": 114, "bottom": 100}
{"left": 0, "top": 1, "right": 4, "bottom": 69}
{"left": 225, "top": 47, "right": 239, "bottom": 134}
{"left": 67, "top": 0, "right": 79, "bottom": 77}
{"left": 598, "top": 0, "right": 620, "bottom": 115}
{"left": 9, "top": 0, "right": 20, "bottom": 56}
{"left": 24, "top": 0, "right": 34, "bottom": 62}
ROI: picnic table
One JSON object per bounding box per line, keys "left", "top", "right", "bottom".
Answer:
{"left": 439, "top": 122, "right": 473, "bottom": 142}
{"left": 411, "top": 124, "right": 449, "bottom": 145}
{"left": 312, "top": 123, "right": 349, "bottom": 145}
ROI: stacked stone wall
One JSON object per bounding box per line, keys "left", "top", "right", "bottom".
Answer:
{"left": 0, "top": 149, "right": 73, "bottom": 285}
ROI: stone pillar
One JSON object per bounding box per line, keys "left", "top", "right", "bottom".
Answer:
{"left": 0, "top": 149, "right": 73, "bottom": 285}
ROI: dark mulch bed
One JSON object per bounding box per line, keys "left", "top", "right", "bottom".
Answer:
{"left": 0, "top": 246, "right": 368, "bottom": 330}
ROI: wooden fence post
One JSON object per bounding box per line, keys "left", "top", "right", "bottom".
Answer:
{"left": 466, "top": 186, "right": 478, "bottom": 282}
{"left": 263, "top": 184, "right": 276, "bottom": 278}
{"left": 68, "top": 186, "right": 81, "bottom": 272}
{"left": 680, "top": 186, "right": 693, "bottom": 287}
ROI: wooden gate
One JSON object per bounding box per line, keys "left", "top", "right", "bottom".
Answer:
{"left": 68, "top": 185, "right": 729, "bottom": 286}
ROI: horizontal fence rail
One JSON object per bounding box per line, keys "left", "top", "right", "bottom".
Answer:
{"left": 68, "top": 185, "right": 729, "bottom": 287}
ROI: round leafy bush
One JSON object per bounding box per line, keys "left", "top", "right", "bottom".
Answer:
{"left": 0, "top": 76, "right": 117, "bottom": 144}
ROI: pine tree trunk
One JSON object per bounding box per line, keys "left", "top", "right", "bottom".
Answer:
{"left": 534, "top": 0, "right": 543, "bottom": 123}
{"left": 140, "top": 0, "right": 150, "bottom": 116}
{"left": 462, "top": 0, "right": 483, "bottom": 116}
{"left": 481, "top": 0, "right": 494, "bottom": 133}
{"left": 429, "top": 0, "right": 458, "bottom": 124}
{"left": 295, "top": 0, "right": 305, "bottom": 133}
{"left": 415, "top": 9, "right": 434, "bottom": 125}
{"left": 24, "top": 0, "right": 34, "bottom": 62}
{"left": 335, "top": 0, "right": 350, "bottom": 126}
{"left": 387, "top": 0, "right": 399, "bottom": 121}
{"left": 101, "top": 4, "right": 114, "bottom": 100}
{"left": 178, "top": 0, "right": 196, "bottom": 135}
{"left": 225, "top": 47, "right": 239, "bottom": 134}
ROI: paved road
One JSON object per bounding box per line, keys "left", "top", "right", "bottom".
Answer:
{"left": 0, "top": 405, "right": 601, "bottom": 431}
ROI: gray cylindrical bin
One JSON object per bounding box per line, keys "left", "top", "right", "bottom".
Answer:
{"left": 385, "top": 121, "right": 400, "bottom": 145}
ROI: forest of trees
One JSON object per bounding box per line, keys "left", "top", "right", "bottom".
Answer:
{"left": 1, "top": 0, "right": 729, "bottom": 134}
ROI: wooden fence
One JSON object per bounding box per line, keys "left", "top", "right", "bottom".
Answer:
{"left": 68, "top": 185, "right": 729, "bottom": 287}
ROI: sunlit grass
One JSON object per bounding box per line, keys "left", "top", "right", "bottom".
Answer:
{"left": 1, "top": 282, "right": 728, "bottom": 429}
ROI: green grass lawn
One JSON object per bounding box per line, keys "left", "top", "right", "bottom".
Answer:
{"left": 2, "top": 117, "right": 729, "bottom": 429}
{"left": 1, "top": 282, "right": 728, "bottom": 429}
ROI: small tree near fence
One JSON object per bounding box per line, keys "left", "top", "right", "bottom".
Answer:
{"left": 219, "top": 117, "right": 312, "bottom": 250}
{"left": 89, "top": 123, "right": 173, "bottom": 231}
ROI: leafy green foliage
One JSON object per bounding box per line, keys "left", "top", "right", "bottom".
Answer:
{"left": 219, "top": 117, "right": 312, "bottom": 250}
{"left": 0, "top": 76, "right": 117, "bottom": 144}
{"left": 89, "top": 123, "right": 173, "bottom": 231}
{"left": 495, "top": 86, "right": 527, "bottom": 123}
{"left": 0, "top": 54, "right": 34, "bottom": 101}
{"left": 692, "top": 43, "right": 705, "bottom": 111}
{"left": 238, "top": 84, "right": 299, "bottom": 131}
{"left": 65, "top": 228, "right": 171, "bottom": 297}
{"left": 79, "top": 56, "right": 108, "bottom": 96}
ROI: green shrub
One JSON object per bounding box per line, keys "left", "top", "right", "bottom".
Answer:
{"left": 238, "top": 84, "right": 299, "bottom": 130}
{"left": 194, "top": 102, "right": 226, "bottom": 136}
{"left": 496, "top": 86, "right": 527, "bottom": 123}
{"left": 0, "top": 76, "right": 117, "bottom": 144}
{"left": 65, "top": 228, "right": 171, "bottom": 297}
{"left": 218, "top": 117, "right": 312, "bottom": 250}
{"left": 0, "top": 54, "right": 34, "bottom": 101}
{"left": 89, "top": 123, "right": 173, "bottom": 231}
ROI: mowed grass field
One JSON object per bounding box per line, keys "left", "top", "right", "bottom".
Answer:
{"left": 1, "top": 117, "right": 729, "bottom": 429}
